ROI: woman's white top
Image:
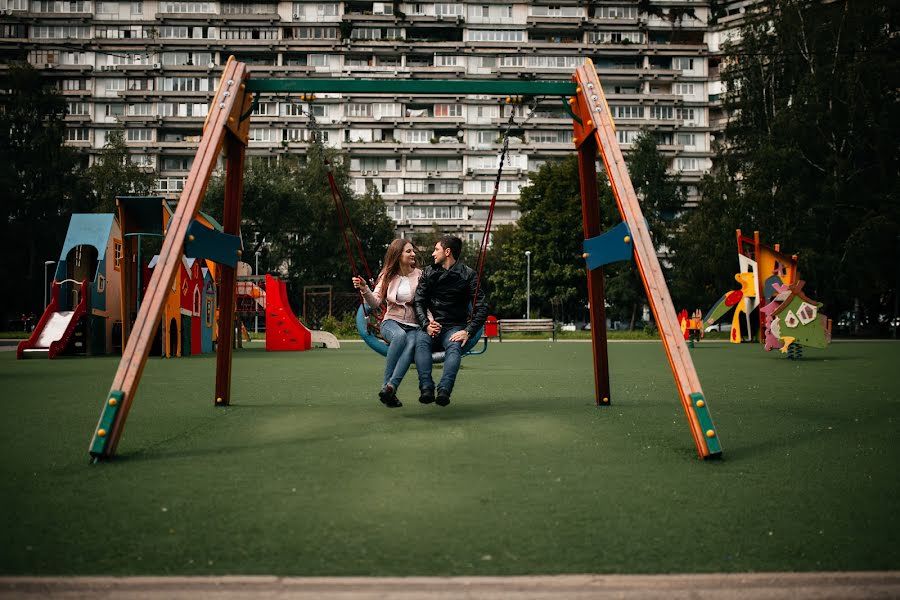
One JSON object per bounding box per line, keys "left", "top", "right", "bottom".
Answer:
{"left": 395, "top": 275, "right": 413, "bottom": 304}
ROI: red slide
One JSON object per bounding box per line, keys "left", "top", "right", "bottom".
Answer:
{"left": 17, "top": 280, "right": 89, "bottom": 359}
{"left": 264, "top": 274, "right": 311, "bottom": 352}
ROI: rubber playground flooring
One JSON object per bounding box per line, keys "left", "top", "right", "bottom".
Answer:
{"left": 0, "top": 340, "right": 898, "bottom": 577}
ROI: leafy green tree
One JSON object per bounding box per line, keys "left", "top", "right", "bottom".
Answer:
{"left": 0, "top": 63, "right": 88, "bottom": 326}
{"left": 707, "top": 0, "right": 899, "bottom": 331}
{"left": 489, "top": 156, "right": 614, "bottom": 320}
{"left": 604, "top": 131, "right": 684, "bottom": 328}
{"left": 85, "top": 130, "right": 157, "bottom": 213}
{"left": 669, "top": 162, "right": 748, "bottom": 312}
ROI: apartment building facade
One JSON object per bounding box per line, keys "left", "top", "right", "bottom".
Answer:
{"left": 0, "top": 1, "right": 752, "bottom": 241}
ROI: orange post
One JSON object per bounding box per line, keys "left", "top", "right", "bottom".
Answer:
{"left": 89, "top": 57, "right": 252, "bottom": 460}
{"left": 572, "top": 60, "right": 721, "bottom": 459}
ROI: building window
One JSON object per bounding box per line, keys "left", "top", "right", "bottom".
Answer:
{"left": 612, "top": 105, "right": 643, "bottom": 119}
{"left": 347, "top": 103, "right": 372, "bottom": 118}
{"left": 65, "top": 128, "right": 89, "bottom": 141}
{"left": 205, "top": 297, "right": 213, "bottom": 326}
{"left": 596, "top": 5, "right": 637, "bottom": 19}
{"left": 672, "top": 57, "right": 694, "bottom": 71}
{"left": 113, "top": 240, "right": 122, "bottom": 271}
{"left": 284, "top": 26, "right": 337, "bottom": 40}
{"left": 468, "top": 29, "right": 524, "bottom": 42}
{"left": 406, "top": 130, "right": 433, "bottom": 143}
{"left": 676, "top": 133, "right": 697, "bottom": 148}
{"left": 434, "top": 103, "right": 462, "bottom": 118}
{"left": 617, "top": 129, "right": 639, "bottom": 145}
{"left": 126, "top": 129, "right": 152, "bottom": 142}
{"left": 160, "top": 2, "right": 213, "bottom": 13}
{"left": 434, "top": 3, "right": 462, "bottom": 16}
{"left": 156, "top": 177, "right": 187, "bottom": 193}
{"left": 676, "top": 107, "right": 697, "bottom": 124}
{"left": 675, "top": 157, "right": 699, "bottom": 171}
{"left": 651, "top": 105, "right": 674, "bottom": 120}
{"left": 67, "top": 101, "right": 89, "bottom": 115}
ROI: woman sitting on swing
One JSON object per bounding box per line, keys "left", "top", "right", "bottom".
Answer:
{"left": 352, "top": 239, "right": 422, "bottom": 409}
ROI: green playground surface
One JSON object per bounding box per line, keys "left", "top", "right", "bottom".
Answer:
{"left": 1, "top": 341, "right": 898, "bottom": 576}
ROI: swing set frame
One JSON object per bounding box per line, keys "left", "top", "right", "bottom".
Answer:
{"left": 89, "top": 57, "right": 721, "bottom": 462}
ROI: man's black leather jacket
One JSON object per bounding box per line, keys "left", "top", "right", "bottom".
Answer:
{"left": 414, "top": 260, "right": 488, "bottom": 338}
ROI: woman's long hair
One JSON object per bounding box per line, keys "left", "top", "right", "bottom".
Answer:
{"left": 376, "top": 239, "right": 412, "bottom": 288}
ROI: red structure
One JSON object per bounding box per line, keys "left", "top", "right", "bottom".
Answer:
{"left": 484, "top": 315, "right": 499, "bottom": 339}
{"left": 178, "top": 258, "right": 204, "bottom": 355}
{"left": 265, "top": 274, "right": 311, "bottom": 352}
{"left": 17, "top": 280, "right": 89, "bottom": 359}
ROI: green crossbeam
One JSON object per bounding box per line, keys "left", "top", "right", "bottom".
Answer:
{"left": 244, "top": 78, "right": 577, "bottom": 96}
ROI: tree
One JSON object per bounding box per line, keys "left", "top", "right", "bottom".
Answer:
{"left": 85, "top": 130, "right": 157, "bottom": 213}
{"left": 0, "top": 63, "right": 88, "bottom": 327}
{"left": 604, "top": 131, "right": 684, "bottom": 328}
{"left": 668, "top": 161, "right": 749, "bottom": 312}
{"left": 489, "top": 156, "right": 614, "bottom": 320}
{"left": 707, "top": 0, "right": 900, "bottom": 332}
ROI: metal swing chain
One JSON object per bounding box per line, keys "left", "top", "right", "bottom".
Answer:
{"left": 470, "top": 96, "right": 545, "bottom": 321}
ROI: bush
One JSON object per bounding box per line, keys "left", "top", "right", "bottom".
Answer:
{"left": 320, "top": 312, "right": 358, "bottom": 338}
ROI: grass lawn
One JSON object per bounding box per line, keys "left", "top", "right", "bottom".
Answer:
{"left": 1, "top": 340, "right": 898, "bottom": 576}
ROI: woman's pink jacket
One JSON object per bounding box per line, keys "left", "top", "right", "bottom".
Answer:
{"left": 362, "top": 268, "right": 423, "bottom": 325}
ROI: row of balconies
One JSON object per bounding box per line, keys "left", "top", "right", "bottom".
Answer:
{"left": 7, "top": 10, "right": 710, "bottom": 29}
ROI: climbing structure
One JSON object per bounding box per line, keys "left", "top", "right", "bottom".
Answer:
{"left": 704, "top": 229, "right": 831, "bottom": 355}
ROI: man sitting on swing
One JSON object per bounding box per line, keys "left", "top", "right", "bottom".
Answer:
{"left": 413, "top": 235, "right": 489, "bottom": 407}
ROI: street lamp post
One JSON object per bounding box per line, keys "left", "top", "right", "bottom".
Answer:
{"left": 525, "top": 250, "right": 531, "bottom": 319}
{"left": 43, "top": 261, "right": 55, "bottom": 308}
{"left": 254, "top": 250, "right": 261, "bottom": 334}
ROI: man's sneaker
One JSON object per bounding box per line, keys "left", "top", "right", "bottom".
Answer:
{"left": 418, "top": 388, "right": 435, "bottom": 404}
{"left": 379, "top": 385, "right": 402, "bottom": 408}
{"left": 436, "top": 389, "right": 451, "bottom": 407}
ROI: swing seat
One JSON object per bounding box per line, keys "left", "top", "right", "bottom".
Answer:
{"left": 355, "top": 304, "right": 483, "bottom": 364}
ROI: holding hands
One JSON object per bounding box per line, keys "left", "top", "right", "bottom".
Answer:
{"left": 427, "top": 320, "right": 442, "bottom": 338}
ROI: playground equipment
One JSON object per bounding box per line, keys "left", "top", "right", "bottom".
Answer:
{"left": 119, "top": 196, "right": 226, "bottom": 358}
{"left": 238, "top": 273, "right": 338, "bottom": 350}
{"left": 18, "top": 213, "right": 122, "bottom": 359}
{"left": 88, "top": 57, "right": 721, "bottom": 462}
{"left": 704, "top": 230, "right": 831, "bottom": 354}
{"left": 355, "top": 303, "right": 486, "bottom": 362}
{"left": 679, "top": 309, "right": 704, "bottom": 347}
{"left": 761, "top": 280, "right": 831, "bottom": 356}
{"left": 17, "top": 279, "right": 89, "bottom": 359}
{"left": 265, "top": 274, "right": 311, "bottom": 351}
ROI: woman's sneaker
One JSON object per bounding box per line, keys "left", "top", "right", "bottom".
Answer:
{"left": 379, "top": 385, "right": 402, "bottom": 408}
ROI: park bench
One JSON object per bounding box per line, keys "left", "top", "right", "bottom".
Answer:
{"left": 497, "top": 318, "right": 556, "bottom": 342}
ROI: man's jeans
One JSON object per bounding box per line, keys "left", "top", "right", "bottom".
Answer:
{"left": 379, "top": 319, "right": 418, "bottom": 391}
{"left": 415, "top": 325, "right": 464, "bottom": 394}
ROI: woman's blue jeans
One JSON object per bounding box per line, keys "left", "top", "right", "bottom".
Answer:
{"left": 380, "top": 319, "right": 418, "bottom": 391}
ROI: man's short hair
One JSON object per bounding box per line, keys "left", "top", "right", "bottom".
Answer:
{"left": 438, "top": 235, "right": 463, "bottom": 260}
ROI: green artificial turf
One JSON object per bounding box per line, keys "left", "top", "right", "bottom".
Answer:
{"left": 1, "top": 341, "right": 898, "bottom": 576}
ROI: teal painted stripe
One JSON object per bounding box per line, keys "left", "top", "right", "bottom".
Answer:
{"left": 244, "top": 78, "right": 577, "bottom": 96}
{"left": 89, "top": 390, "right": 123, "bottom": 458}
{"left": 689, "top": 392, "right": 722, "bottom": 456}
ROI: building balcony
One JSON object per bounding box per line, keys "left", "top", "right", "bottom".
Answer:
{"left": 526, "top": 16, "right": 584, "bottom": 27}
